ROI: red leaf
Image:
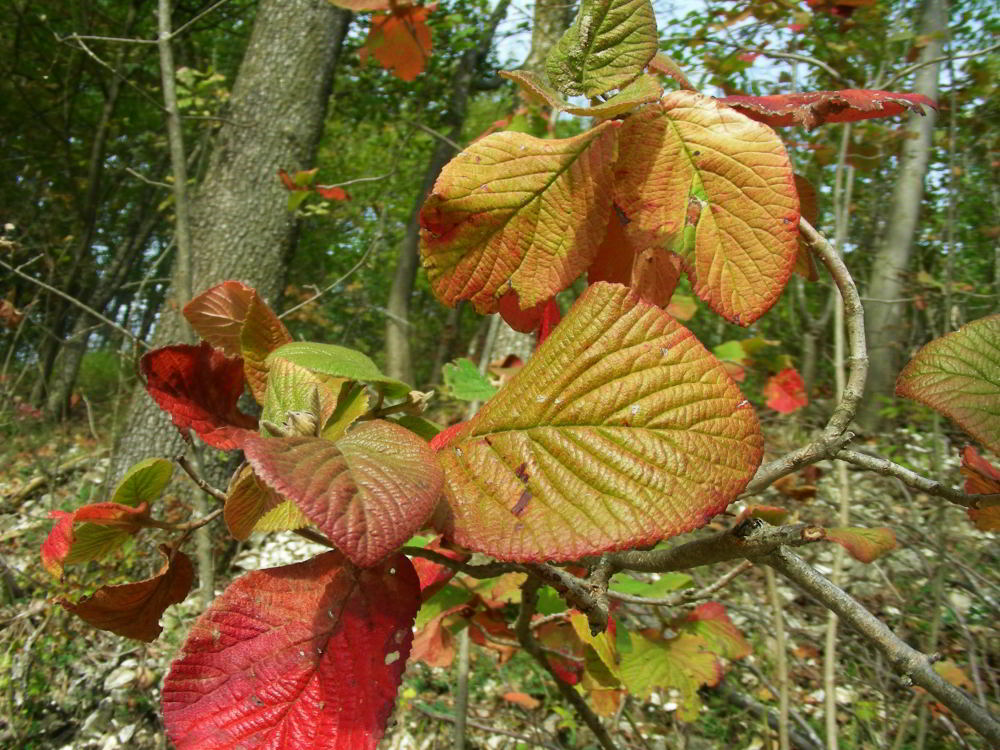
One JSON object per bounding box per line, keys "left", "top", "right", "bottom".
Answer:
{"left": 244, "top": 421, "right": 444, "bottom": 567}
{"left": 277, "top": 168, "right": 306, "bottom": 192}
{"left": 537, "top": 298, "right": 561, "bottom": 346}
{"left": 764, "top": 368, "right": 808, "bottom": 414}
{"left": 825, "top": 527, "right": 898, "bottom": 563}
{"left": 41, "top": 502, "right": 151, "bottom": 578}
{"left": 359, "top": 6, "right": 433, "bottom": 82}
{"left": 162, "top": 551, "right": 419, "bottom": 750}
{"left": 679, "top": 601, "right": 751, "bottom": 660}
{"left": 589, "top": 209, "right": 681, "bottom": 308}
{"left": 183, "top": 281, "right": 256, "bottom": 357}
{"left": 411, "top": 536, "right": 470, "bottom": 601}
{"left": 430, "top": 421, "right": 468, "bottom": 451}
{"left": 240, "top": 293, "right": 294, "bottom": 401}
{"left": 315, "top": 185, "right": 350, "bottom": 201}
{"left": 61, "top": 545, "right": 193, "bottom": 642}
{"left": 141, "top": 342, "right": 258, "bottom": 450}
{"left": 0, "top": 298, "right": 25, "bottom": 329}
{"left": 721, "top": 90, "right": 936, "bottom": 130}
{"left": 961, "top": 447, "right": 1000, "bottom": 531}
{"left": 535, "top": 620, "right": 584, "bottom": 685}
{"left": 806, "top": 0, "right": 875, "bottom": 18}
{"left": 496, "top": 290, "right": 549, "bottom": 334}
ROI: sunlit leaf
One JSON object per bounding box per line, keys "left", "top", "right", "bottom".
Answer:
{"left": 182, "top": 281, "right": 255, "bottom": 357}
{"left": 244, "top": 421, "right": 444, "bottom": 567}
{"left": 420, "top": 122, "right": 618, "bottom": 313}
{"left": 260, "top": 357, "right": 339, "bottom": 435}
{"left": 253, "top": 498, "right": 310, "bottom": 534}
{"left": 613, "top": 92, "right": 799, "bottom": 325}
{"left": 241, "top": 293, "right": 294, "bottom": 402}
{"left": 647, "top": 52, "right": 695, "bottom": 90}
{"left": 162, "top": 551, "right": 419, "bottom": 749}
{"left": 619, "top": 630, "right": 722, "bottom": 721}
{"left": 269, "top": 342, "right": 411, "bottom": 399}
{"left": 896, "top": 315, "right": 1000, "bottom": 454}
{"left": 442, "top": 358, "right": 497, "bottom": 402}
{"left": 111, "top": 457, "right": 173, "bottom": 506}
{"left": 546, "top": 0, "right": 658, "bottom": 97}
{"left": 61, "top": 545, "right": 193, "bottom": 642}
{"left": 141, "top": 343, "right": 258, "bottom": 450}
{"left": 435, "top": 282, "right": 762, "bottom": 561}
{"left": 764, "top": 368, "right": 808, "bottom": 414}
{"left": 570, "top": 613, "right": 620, "bottom": 677}
{"left": 224, "top": 463, "right": 282, "bottom": 540}
{"left": 824, "top": 527, "right": 897, "bottom": 563}
{"left": 721, "top": 89, "right": 936, "bottom": 130}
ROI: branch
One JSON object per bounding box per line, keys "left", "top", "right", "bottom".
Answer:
{"left": 525, "top": 562, "right": 609, "bottom": 636}
{"left": 0, "top": 259, "right": 147, "bottom": 348}
{"left": 883, "top": 41, "right": 1000, "bottom": 88}
{"left": 515, "top": 578, "right": 621, "bottom": 750}
{"left": 606, "top": 522, "right": 825, "bottom": 574}
{"left": 766, "top": 548, "right": 1000, "bottom": 745}
{"left": 412, "top": 703, "right": 563, "bottom": 750}
{"left": 837, "top": 448, "right": 1000, "bottom": 509}
{"left": 401, "top": 546, "right": 522, "bottom": 579}
{"left": 739, "top": 48, "right": 847, "bottom": 84}
{"left": 175, "top": 455, "right": 227, "bottom": 502}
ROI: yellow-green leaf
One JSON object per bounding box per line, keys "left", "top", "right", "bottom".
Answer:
{"left": 111, "top": 457, "right": 173, "bottom": 506}
{"left": 420, "top": 122, "right": 618, "bottom": 314}
{"left": 896, "top": 314, "right": 1000, "bottom": 454}
{"left": 614, "top": 92, "right": 800, "bottom": 325}
{"left": 436, "top": 282, "right": 762, "bottom": 562}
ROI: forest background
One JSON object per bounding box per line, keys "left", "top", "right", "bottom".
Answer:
{"left": 0, "top": 0, "right": 997, "bottom": 747}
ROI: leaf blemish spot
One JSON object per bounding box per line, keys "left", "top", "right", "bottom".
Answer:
{"left": 630, "top": 404, "right": 640, "bottom": 416}
{"left": 385, "top": 651, "right": 401, "bottom": 665}
{"left": 661, "top": 347, "right": 670, "bottom": 356}
{"left": 513, "top": 489, "right": 532, "bottom": 516}
{"left": 536, "top": 395, "right": 546, "bottom": 403}
{"left": 455, "top": 447, "right": 462, "bottom": 457}
{"left": 389, "top": 567, "right": 396, "bottom": 575}
{"left": 737, "top": 399, "right": 749, "bottom": 408}
{"left": 394, "top": 628, "right": 406, "bottom": 644}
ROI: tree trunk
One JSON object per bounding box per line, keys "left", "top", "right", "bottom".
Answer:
{"left": 384, "top": 0, "right": 513, "bottom": 385}
{"left": 856, "top": 0, "right": 946, "bottom": 430}
{"left": 110, "top": 0, "right": 351, "bottom": 481}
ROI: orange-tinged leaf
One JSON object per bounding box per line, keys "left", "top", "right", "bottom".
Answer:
{"left": 589, "top": 209, "right": 682, "bottom": 307}
{"left": 421, "top": 122, "right": 619, "bottom": 314}
{"left": 244, "top": 421, "right": 444, "bottom": 567}
{"left": 737, "top": 504, "right": 789, "bottom": 525}
{"left": 722, "top": 90, "right": 936, "bottom": 130}
{"left": 42, "top": 502, "right": 152, "bottom": 577}
{"left": 678, "top": 601, "right": 751, "bottom": 660}
{"left": 182, "top": 281, "right": 284, "bottom": 359}
{"left": 503, "top": 692, "right": 541, "bottom": 709}
{"left": 764, "top": 368, "right": 808, "bottom": 414}
{"left": 224, "top": 463, "right": 282, "bottom": 540}
{"left": 619, "top": 630, "right": 722, "bottom": 721}
{"left": 896, "top": 315, "right": 1000, "bottom": 454}
{"left": 40, "top": 511, "right": 75, "bottom": 578}
{"left": 162, "top": 551, "right": 419, "bottom": 750}
{"left": 359, "top": 6, "right": 432, "bottom": 82}
{"left": 665, "top": 293, "right": 697, "bottom": 320}
{"left": 500, "top": 70, "right": 662, "bottom": 119}
{"left": 647, "top": 52, "right": 695, "bottom": 90}
{"left": 961, "top": 446, "right": 1000, "bottom": 531}
{"left": 794, "top": 175, "right": 820, "bottom": 281}
{"left": 613, "top": 92, "right": 799, "bottom": 325}
{"left": 435, "top": 282, "right": 762, "bottom": 562}
{"left": 825, "top": 526, "right": 897, "bottom": 562}
{"left": 61, "top": 545, "right": 193, "bottom": 642}
{"left": 410, "top": 607, "right": 457, "bottom": 668}
{"left": 326, "top": 0, "right": 393, "bottom": 9}
{"left": 240, "top": 293, "right": 293, "bottom": 403}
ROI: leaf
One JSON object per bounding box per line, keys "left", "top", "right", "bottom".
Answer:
{"left": 665, "top": 294, "right": 697, "bottom": 321}
{"left": 241, "top": 293, "right": 294, "bottom": 402}
{"left": 326, "top": 0, "right": 392, "bottom": 10}
{"left": 420, "top": 122, "right": 618, "bottom": 314}
{"left": 314, "top": 184, "right": 349, "bottom": 201}
{"left": 538, "top": 298, "right": 562, "bottom": 345}
{"left": 253, "top": 498, "right": 311, "bottom": 534}
{"left": 570, "top": 613, "right": 620, "bottom": 676}
{"left": 896, "top": 315, "right": 1000, "bottom": 454}
{"left": 260, "top": 357, "right": 340, "bottom": 435}
{"left": 269, "top": 341, "right": 411, "bottom": 399}
{"left": 546, "top": 0, "right": 658, "bottom": 97}
{"left": 61, "top": 545, "right": 193, "bottom": 641}
{"left": 589, "top": 209, "right": 681, "bottom": 308}
{"left": 738, "top": 504, "right": 790, "bottom": 525}
{"left": 41, "top": 502, "right": 152, "bottom": 577}
{"left": 678, "top": 602, "right": 751, "bottom": 660}
{"left": 410, "top": 535, "right": 471, "bottom": 602}
{"left": 442, "top": 358, "right": 497, "bottom": 401}
{"left": 721, "top": 90, "right": 936, "bottom": 130}
{"left": 535, "top": 620, "right": 585, "bottom": 685}
{"left": 498, "top": 70, "right": 572, "bottom": 111}
{"left": 162, "top": 551, "right": 419, "bottom": 750}
{"left": 435, "top": 282, "right": 762, "bottom": 562}
{"left": 410, "top": 607, "right": 458, "bottom": 668}
{"left": 960, "top": 446, "right": 1000, "bottom": 531}
{"left": 496, "top": 292, "right": 551, "bottom": 334}
{"left": 610, "top": 572, "right": 692, "bottom": 598}
{"left": 244, "top": 421, "right": 444, "bottom": 567}
{"left": 224, "top": 463, "right": 282, "bottom": 540}
{"left": 111, "top": 457, "right": 173, "bottom": 506}
{"left": 619, "top": 630, "right": 722, "bottom": 721}
{"left": 500, "top": 71, "right": 662, "bottom": 119}
{"left": 613, "top": 92, "right": 799, "bottom": 325}
{"left": 824, "top": 527, "right": 898, "bottom": 563}
{"left": 503, "top": 692, "right": 541, "bottom": 710}
{"left": 141, "top": 343, "right": 258, "bottom": 450}
{"left": 183, "top": 281, "right": 255, "bottom": 357}
{"left": 793, "top": 175, "right": 820, "bottom": 281}
{"left": 764, "top": 368, "right": 808, "bottom": 414}
{"left": 359, "top": 6, "right": 433, "bottom": 82}
{"left": 647, "top": 52, "right": 695, "bottom": 90}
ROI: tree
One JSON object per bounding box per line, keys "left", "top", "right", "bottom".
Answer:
{"left": 110, "top": 0, "right": 352, "bottom": 480}
{"left": 30, "top": 0, "right": 1000, "bottom": 748}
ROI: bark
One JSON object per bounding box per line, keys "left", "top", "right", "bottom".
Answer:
{"left": 384, "top": 0, "right": 512, "bottom": 385}
{"left": 857, "top": 0, "right": 946, "bottom": 430}
{"left": 110, "top": 0, "right": 351, "bottom": 480}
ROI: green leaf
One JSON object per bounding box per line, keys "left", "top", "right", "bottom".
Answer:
{"left": 614, "top": 92, "right": 800, "bottom": 325}
{"left": 620, "top": 631, "right": 722, "bottom": 721}
{"left": 546, "top": 0, "right": 658, "bottom": 98}
{"left": 896, "top": 314, "right": 1000, "bottom": 454}
{"left": 223, "top": 463, "right": 282, "bottom": 540}
{"left": 677, "top": 602, "right": 750, "bottom": 660}
{"left": 420, "top": 122, "right": 618, "bottom": 313}
{"left": 610, "top": 572, "right": 692, "bottom": 597}
{"left": 498, "top": 71, "right": 662, "bottom": 119}
{"left": 111, "top": 457, "right": 173, "bottom": 506}
{"left": 570, "top": 613, "right": 619, "bottom": 677}
{"left": 260, "top": 357, "right": 339, "bottom": 433}
{"left": 268, "top": 342, "right": 411, "bottom": 399}
{"left": 392, "top": 415, "right": 443, "bottom": 442}
{"left": 252, "top": 498, "right": 309, "bottom": 534}
{"left": 442, "top": 358, "right": 497, "bottom": 401}
{"left": 415, "top": 584, "right": 474, "bottom": 629}
{"left": 436, "top": 282, "right": 762, "bottom": 562}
